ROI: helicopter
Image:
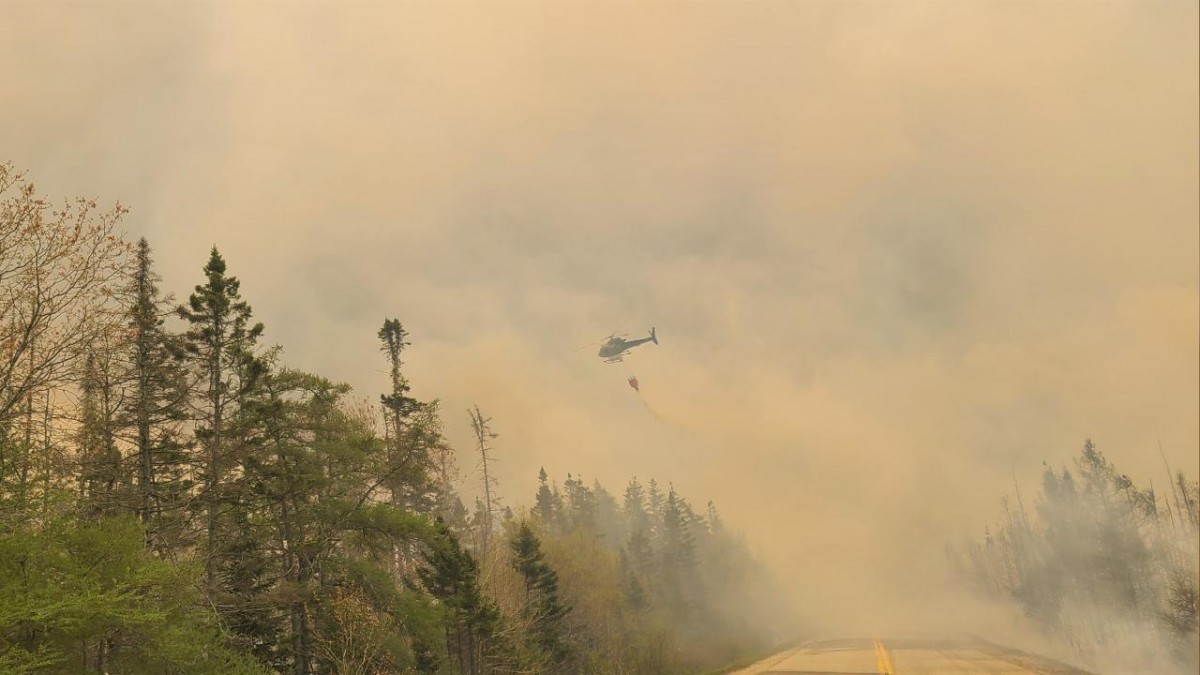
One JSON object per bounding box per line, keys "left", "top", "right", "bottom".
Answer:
{"left": 597, "top": 328, "right": 658, "bottom": 363}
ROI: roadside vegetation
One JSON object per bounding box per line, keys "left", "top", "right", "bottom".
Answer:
{"left": 0, "top": 163, "right": 793, "bottom": 674}
{"left": 953, "top": 440, "right": 1199, "bottom": 674}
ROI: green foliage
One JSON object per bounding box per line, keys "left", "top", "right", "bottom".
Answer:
{"left": 0, "top": 513, "right": 264, "bottom": 674}
{"left": 378, "top": 319, "right": 419, "bottom": 422}
{"left": 124, "top": 237, "right": 192, "bottom": 554}
{"left": 510, "top": 521, "right": 571, "bottom": 669}
{"left": 525, "top": 470, "right": 792, "bottom": 674}
{"left": 0, "top": 192, "right": 792, "bottom": 675}
{"left": 417, "top": 518, "right": 502, "bottom": 675}
{"left": 177, "top": 247, "right": 268, "bottom": 598}
{"left": 533, "top": 467, "right": 561, "bottom": 531}
{"left": 378, "top": 319, "right": 449, "bottom": 518}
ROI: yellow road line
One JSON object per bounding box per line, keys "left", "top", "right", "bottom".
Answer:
{"left": 873, "top": 638, "right": 894, "bottom": 674}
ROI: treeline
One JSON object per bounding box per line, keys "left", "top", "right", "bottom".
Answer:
{"left": 473, "top": 470, "right": 793, "bottom": 673}
{"left": 0, "top": 163, "right": 791, "bottom": 673}
{"left": 953, "top": 440, "right": 1199, "bottom": 673}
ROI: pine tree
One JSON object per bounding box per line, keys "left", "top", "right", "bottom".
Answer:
{"left": 706, "top": 501, "right": 724, "bottom": 535}
{"left": 626, "top": 527, "right": 656, "bottom": 591}
{"left": 646, "top": 478, "right": 664, "bottom": 537}
{"left": 259, "top": 368, "right": 435, "bottom": 673}
{"left": 417, "top": 518, "right": 501, "bottom": 675}
{"left": 177, "top": 247, "right": 266, "bottom": 589}
{"left": 123, "top": 238, "right": 190, "bottom": 553}
{"left": 378, "top": 319, "right": 416, "bottom": 482}
{"left": 510, "top": 521, "right": 570, "bottom": 670}
{"left": 378, "top": 319, "right": 419, "bottom": 431}
{"left": 593, "top": 480, "right": 624, "bottom": 544}
{"left": 660, "top": 485, "right": 698, "bottom": 616}
{"left": 562, "top": 473, "right": 595, "bottom": 533}
{"left": 533, "top": 467, "right": 560, "bottom": 527}
{"left": 624, "top": 477, "right": 648, "bottom": 534}
{"left": 377, "top": 318, "right": 444, "bottom": 515}
{"left": 618, "top": 548, "right": 648, "bottom": 612}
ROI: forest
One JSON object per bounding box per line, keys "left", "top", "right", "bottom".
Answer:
{"left": 0, "top": 164, "right": 793, "bottom": 674}
{"left": 953, "top": 440, "right": 1199, "bottom": 674}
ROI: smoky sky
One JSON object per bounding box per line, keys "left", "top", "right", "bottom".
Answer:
{"left": 3, "top": 0, "right": 1197, "bottom": 635}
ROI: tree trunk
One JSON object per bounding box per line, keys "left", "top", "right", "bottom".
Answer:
{"left": 136, "top": 320, "right": 153, "bottom": 540}
{"left": 205, "top": 327, "right": 223, "bottom": 589}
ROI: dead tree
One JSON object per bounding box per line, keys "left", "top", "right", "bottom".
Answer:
{"left": 469, "top": 405, "right": 500, "bottom": 555}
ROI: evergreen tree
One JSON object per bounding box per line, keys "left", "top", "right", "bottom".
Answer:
{"left": 660, "top": 485, "right": 698, "bottom": 616}
{"left": 534, "top": 467, "right": 561, "bottom": 529}
{"left": 594, "top": 480, "right": 625, "bottom": 545}
{"left": 262, "top": 368, "right": 434, "bottom": 673}
{"left": 510, "top": 521, "right": 570, "bottom": 669}
{"left": 406, "top": 397, "right": 456, "bottom": 516}
{"left": 624, "top": 477, "right": 648, "bottom": 534}
{"left": 618, "top": 548, "right": 648, "bottom": 612}
{"left": 378, "top": 319, "right": 419, "bottom": 429}
{"left": 177, "top": 247, "right": 266, "bottom": 589}
{"left": 646, "top": 478, "right": 664, "bottom": 537}
{"left": 562, "top": 473, "right": 596, "bottom": 533}
{"left": 706, "top": 501, "right": 724, "bottom": 535}
{"left": 123, "top": 238, "right": 190, "bottom": 553}
{"left": 417, "top": 518, "right": 501, "bottom": 675}
{"left": 627, "top": 527, "right": 656, "bottom": 582}
{"left": 378, "top": 318, "right": 430, "bottom": 512}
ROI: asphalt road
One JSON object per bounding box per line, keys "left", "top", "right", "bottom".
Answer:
{"left": 731, "top": 637, "right": 1095, "bottom": 675}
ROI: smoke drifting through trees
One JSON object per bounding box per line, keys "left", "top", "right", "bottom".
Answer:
{"left": 3, "top": 6, "right": 1196, "bottom": 668}
{"left": 0, "top": 165, "right": 793, "bottom": 673}
{"left": 954, "top": 440, "right": 1199, "bottom": 674}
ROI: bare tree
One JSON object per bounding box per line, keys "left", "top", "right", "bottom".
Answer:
{"left": 470, "top": 405, "right": 501, "bottom": 555}
{"left": 0, "top": 163, "right": 128, "bottom": 500}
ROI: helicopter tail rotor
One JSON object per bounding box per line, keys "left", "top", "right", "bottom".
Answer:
{"left": 649, "top": 327, "right": 658, "bottom": 345}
